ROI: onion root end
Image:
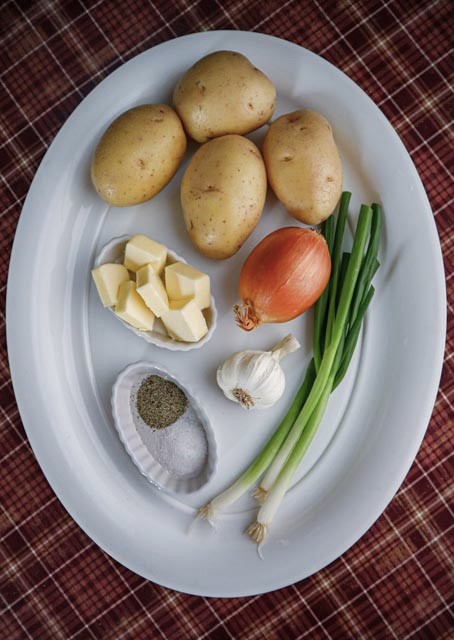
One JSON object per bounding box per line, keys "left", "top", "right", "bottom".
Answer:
{"left": 233, "top": 302, "right": 260, "bottom": 331}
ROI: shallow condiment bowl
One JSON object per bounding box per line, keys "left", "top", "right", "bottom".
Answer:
{"left": 111, "top": 361, "right": 218, "bottom": 494}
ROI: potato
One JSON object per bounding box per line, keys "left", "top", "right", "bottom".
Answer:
{"left": 263, "top": 109, "right": 342, "bottom": 225}
{"left": 181, "top": 135, "right": 267, "bottom": 259}
{"left": 91, "top": 104, "right": 186, "bottom": 206}
{"left": 173, "top": 51, "right": 276, "bottom": 143}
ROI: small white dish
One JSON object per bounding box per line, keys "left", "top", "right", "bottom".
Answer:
{"left": 111, "top": 361, "right": 218, "bottom": 494}
{"left": 94, "top": 235, "right": 217, "bottom": 351}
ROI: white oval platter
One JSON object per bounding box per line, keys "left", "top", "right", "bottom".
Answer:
{"left": 6, "top": 31, "right": 446, "bottom": 597}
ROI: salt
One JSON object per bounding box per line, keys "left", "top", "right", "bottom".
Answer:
{"left": 134, "top": 404, "right": 208, "bottom": 478}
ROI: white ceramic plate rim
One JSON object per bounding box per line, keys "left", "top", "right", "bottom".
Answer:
{"left": 6, "top": 31, "right": 446, "bottom": 597}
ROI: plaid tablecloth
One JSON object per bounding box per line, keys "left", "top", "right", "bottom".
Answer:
{"left": 1, "top": 1, "right": 452, "bottom": 638}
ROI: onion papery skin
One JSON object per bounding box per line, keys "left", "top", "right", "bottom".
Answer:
{"left": 235, "top": 227, "right": 331, "bottom": 331}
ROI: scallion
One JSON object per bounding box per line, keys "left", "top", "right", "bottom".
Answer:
{"left": 198, "top": 195, "right": 381, "bottom": 545}
{"left": 255, "top": 204, "right": 373, "bottom": 497}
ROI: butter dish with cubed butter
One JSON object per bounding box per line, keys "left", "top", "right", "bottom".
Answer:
{"left": 92, "top": 235, "right": 217, "bottom": 351}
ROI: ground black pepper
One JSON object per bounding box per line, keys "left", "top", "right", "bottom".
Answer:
{"left": 136, "top": 375, "right": 188, "bottom": 429}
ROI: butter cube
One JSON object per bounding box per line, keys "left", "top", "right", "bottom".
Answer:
{"left": 124, "top": 235, "right": 167, "bottom": 274}
{"left": 115, "top": 281, "right": 155, "bottom": 331}
{"left": 136, "top": 264, "right": 169, "bottom": 317}
{"left": 165, "top": 262, "right": 211, "bottom": 310}
{"left": 92, "top": 263, "right": 130, "bottom": 307}
{"left": 161, "top": 299, "right": 208, "bottom": 342}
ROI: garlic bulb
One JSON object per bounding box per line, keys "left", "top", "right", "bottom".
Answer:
{"left": 216, "top": 334, "right": 300, "bottom": 410}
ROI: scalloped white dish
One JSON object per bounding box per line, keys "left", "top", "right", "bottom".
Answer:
{"left": 95, "top": 235, "right": 217, "bottom": 351}
{"left": 112, "top": 361, "right": 217, "bottom": 494}
{"left": 7, "top": 32, "right": 445, "bottom": 597}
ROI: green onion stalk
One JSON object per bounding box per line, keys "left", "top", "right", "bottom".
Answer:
{"left": 247, "top": 371, "right": 334, "bottom": 545}
{"left": 255, "top": 201, "right": 381, "bottom": 500}
{"left": 246, "top": 205, "right": 373, "bottom": 543}
{"left": 199, "top": 195, "right": 381, "bottom": 546}
{"left": 255, "top": 193, "right": 356, "bottom": 499}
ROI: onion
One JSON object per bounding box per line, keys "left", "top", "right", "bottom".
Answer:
{"left": 234, "top": 227, "right": 331, "bottom": 331}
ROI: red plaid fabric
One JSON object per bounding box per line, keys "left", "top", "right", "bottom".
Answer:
{"left": 1, "top": 1, "right": 452, "bottom": 638}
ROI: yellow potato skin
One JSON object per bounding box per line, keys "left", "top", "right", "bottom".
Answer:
{"left": 181, "top": 135, "right": 267, "bottom": 260}
{"left": 263, "top": 109, "right": 342, "bottom": 225}
{"left": 91, "top": 104, "right": 187, "bottom": 207}
{"left": 173, "top": 51, "right": 276, "bottom": 143}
